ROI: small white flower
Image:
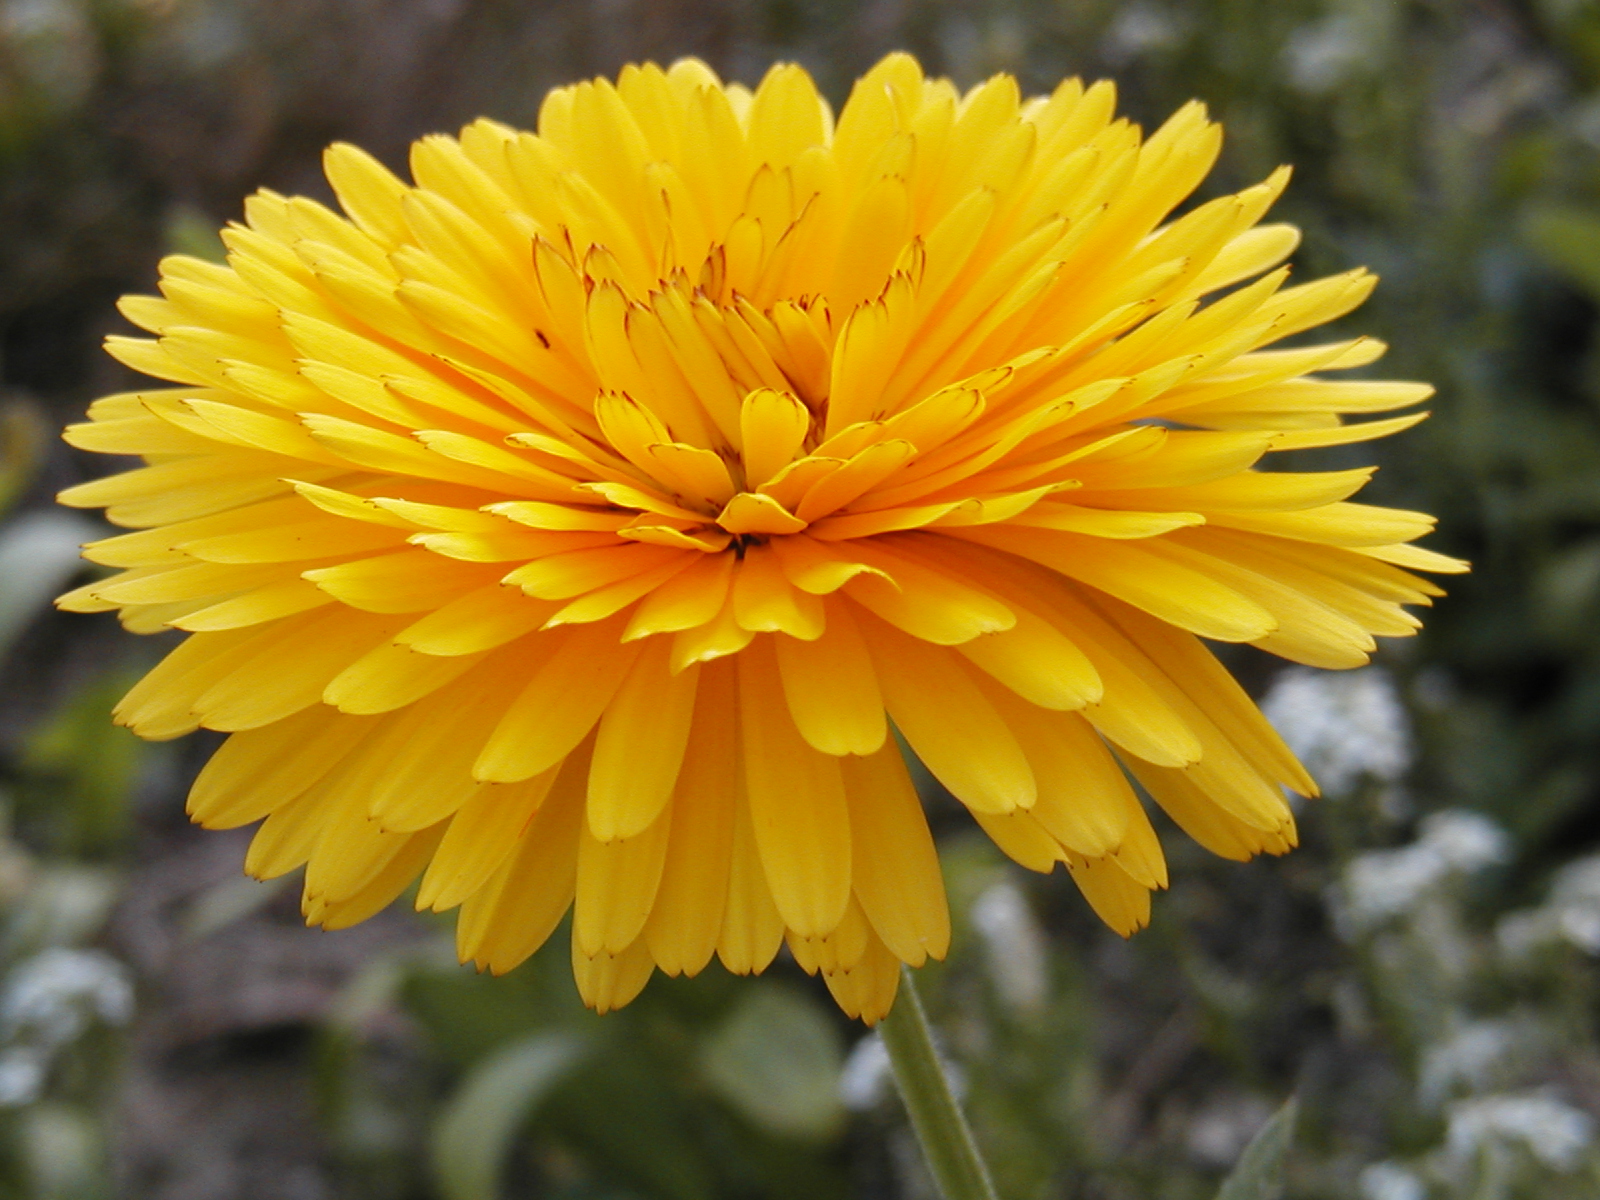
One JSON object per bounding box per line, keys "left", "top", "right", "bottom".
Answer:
{"left": 1543, "top": 856, "right": 1600, "bottom": 953}
{"left": 0, "top": 0, "right": 97, "bottom": 109}
{"left": 970, "top": 881, "right": 1049, "bottom": 1014}
{"left": 1422, "top": 811, "right": 1512, "bottom": 875}
{"left": 0, "top": 1047, "right": 46, "bottom": 1108}
{"left": 1418, "top": 1020, "right": 1519, "bottom": 1107}
{"left": 1102, "top": 2, "right": 1184, "bottom": 64}
{"left": 838, "top": 1033, "right": 891, "bottom": 1112}
{"left": 1446, "top": 1093, "right": 1595, "bottom": 1172}
{"left": 1261, "top": 667, "right": 1412, "bottom": 799}
{"left": 1283, "top": 15, "right": 1370, "bottom": 94}
{"left": 1360, "top": 1162, "right": 1428, "bottom": 1200}
{"left": 1, "top": 948, "right": 133, "bottom": 1047}
{"left": 1334, "top": 811, "right": 1509, "bottom": 937}
{"left": 1496, "top": 852, "right": 1600, "bottom": 958}
{"left": 1184, "top": 1093, "right": 1276, "bottom": 1168}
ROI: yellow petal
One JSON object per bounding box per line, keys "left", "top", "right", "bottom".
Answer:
{"left": 669, "top": 592, "right": 755, "bottom": 673}
{"left": 1065, "top": 853, "right": 1152, "bottom": 937}
{"left": 736, "top": 638, "right": 852, "bottom": 938}
{"left": 306, "top": 551, "right": 495, "bottom": 613}
{"left": 864, "top": 616, "right": 1036, "bottom": 813}
{"left": 624, "top": 552, "right": 734, "bottom": 639}
{"left": 313, "top": 824, "right": 445, "bottom": 931}
{"left": 730, "top": 543, "right": 824, "bottom": 638}
{"left": 503, "top": 541, "right": 686, "bottom": 599}
{"left": 395, "top": 585, "right": 555, "bottom": 656}
{"left": 457, "top": 750, "right": 588, "bottom": 973}
{"left": 571, "top": 931, "right": 656, "bottom": 1015}
{"left": 716, "top": 491, "right": 807, "bottom": 535}
{"left": 187, "top": 706, "right": 376, "bottom": 829}
{"left": 974, "top": 681, "right": 1133, "bottom": 858}
{"left": 418, "top": 770, "right": 562, "bottom": 911}
{"left": 323, "top": 640, "right": 489, "bottom": 716}
{"left": 172, "top": 585, "right": 337, "bottom": 640}
{"left": 842, "top": 538, "right": 1015, "bottom": 645}
{"left": 955, "top": 602, "right": 1102, "bottom": 711}
{"left": 194, "top": 609, "right": 405, "bottom": 732}
{"left": 475, "top": 620, "right": 641, "bottom": 783}
{"left": 773, "top": 597, "right": 885, "bottom": 756}
{"left": 716, "top": 762, "right": 785, "bottom": 976}
{"left": 840, "top": 744, "right": 949, "bottom": 964}
{"left": 645, "top": 659, "right": 739, "bottom": 976}
{"left": 738, "top": 388, "right": 811, "bottom": 487}
{"left": 821, "top": 927, "right": 901, "bottom": 1025}
{"left": 1125, "top": 757, "right": 1295, "bottom": 862}
{"left": 587, "top": 640, "right": 699, "bottom": 841}
{"left": 954, "top": 526, "right": 1275, "bottom": 643}
{"left": 575, "top": 800, "right": 672, "bottom": 956}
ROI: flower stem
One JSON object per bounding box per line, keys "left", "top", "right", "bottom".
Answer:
{"left": 879, "top": 966, "right": 1000, "bottom": 1200}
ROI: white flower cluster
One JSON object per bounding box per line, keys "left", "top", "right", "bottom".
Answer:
{"left": 1333, "top": 810, "right": 1510, "bottom": 939}
{"left": 1498, "top": 853, "right": 1600, "bottom": 958}
{"left": 1418, "top": 1019, "right": 1528, "bottom": 1108}
{"left": 1261, "top": 666, "right": 1413, "bottom": 800}
{"left": 1360, "top": 1162, "right": 1427, "bottom": 1200}
{"left": 0, "top": 948, "right": 133, "bottom": 1108}
{"left": 1339, "top": 800, "right": 1600, "bottom": 1195}
{"left": 837, "top": 1033, "right": 891, "bottom": 1112}
{"left": 969, "top": 880, "right": 1050, "bottom": 1014}
{"left": 1445, "top": 1092, "right": 1595, "bottom": 1172}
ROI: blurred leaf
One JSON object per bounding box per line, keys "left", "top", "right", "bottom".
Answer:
{"left": 21, "top": 1102, "right": 104, "bottom": 1199}
{"left": 431, "top": 1031, "right": 587, "bottom": 1200}
{"left": 1534, "top": 538, "right": 1600, "bottom": 635}
{"left": 163, "top": 204, "right": 226, "bottom": 262}
{"left": 4, "top": 865, "right": 118, "bottom": 956}
{"left": 0, "top": 402, "right": 47, "bottom": 515}
{"left": 325, "top": 946, "right": 423, "bottom": 1031}
{"left": 404, "top": 944, "right": 586, "bottom": 1065}
{"left": 1215, "top": 1097, "right": 1297, "bottom": 1200}
{"left": 1523, "top": 203, "right": 1600, "bottom": 300}
{"left": 178, "top": 874, "right": 290, "bottom": 941}
{"left": 544, "top": 1035, "right": 720, "bottom": 1200}
{"left": 21, "top": 672, "right": 147, "bottom": 854}
{"left": 698, "top": 983, "right": 845, "bottom": 1142}
{"left": 0, "top": 510, "right": 100, "bottom": 661}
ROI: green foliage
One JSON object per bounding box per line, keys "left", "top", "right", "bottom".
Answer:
{"left": 16, "top": 1103, "right": 107, "bottom": 1200}
{"left": 699, "top": 984, "right": 846, "bottom": 1142}
{"left": 18, "top": 672, "right": 144, "bottom": 856}
{"left": 0, "top": 407, "right": 47, "bottom": 520}
{"left": 0, "top": 241, "right": 143, "bottom": 1200}
{"left": 1523, "top": 205, "right": 1600, "bottom": 301}
{"left": 431, "top": 1033, "right": 589, "bottom": 1200}
{"left": 308, "top": 942, "right": 857, "bottom": 1200}
{"left": 1215, "top": 1099, "right": 1297, "bottom": 1200}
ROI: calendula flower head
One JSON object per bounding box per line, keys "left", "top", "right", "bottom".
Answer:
{"left": 58, "top": 54, "right": 1463, "bottom": 1023}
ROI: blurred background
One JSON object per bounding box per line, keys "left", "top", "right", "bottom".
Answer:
{"left": 3, "top": 0, "right": 1600, "bottom": 1196}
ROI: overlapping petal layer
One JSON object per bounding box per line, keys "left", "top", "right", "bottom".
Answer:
{"left": 58, "top": 54, "right": 1463, "bottom": 1022}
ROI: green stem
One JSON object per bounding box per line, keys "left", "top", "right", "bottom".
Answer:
{"left": 879, "top": 966, "right": 1001, "bottom": 1200}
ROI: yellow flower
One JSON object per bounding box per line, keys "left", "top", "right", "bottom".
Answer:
{"left": 57, "top": 54, "right": 1463, "bottom": 1023}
